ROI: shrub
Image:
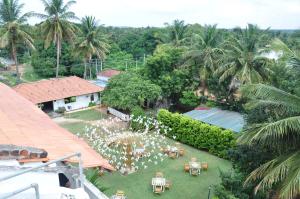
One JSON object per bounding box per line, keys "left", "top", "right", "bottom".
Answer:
{"left": 88, "top": 102, "right": 97, "bottom": 107}
{"left": 179, "top": 91, "right": 199, "bottom": 108}
{"left": 55, "top": 107, "right": 66, "bottom": 114}
{"left": 157, "top": 109, "right": 236, "bottom": 158}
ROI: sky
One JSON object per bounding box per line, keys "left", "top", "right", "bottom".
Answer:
{"left": 20, "top": 0, "right": 300, "bottom": 29}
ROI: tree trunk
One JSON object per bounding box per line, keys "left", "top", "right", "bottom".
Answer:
{"left": 12, "top": 44, "right": 20, "bottom": 84}
{"left": 83, "top": 60, "right": 87, "bottom": 79}
{"left": 89, "top": 64, "right": 92, "bottom": 79}
{"left": 200, "top": 79, "right": 207, "bottom": 96}
{"left": 56, "top": 39, "right": 60, "bottom": 77}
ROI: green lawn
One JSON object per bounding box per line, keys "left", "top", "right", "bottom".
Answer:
{"left": 59, "top": 117, "right": 232, "bottom": 199}
{"left": 64, "top": 109, "right": 107, "bottom": 121}
{"left": 59, "top": 122, "right": 87, "bottom": 135}
{"left": 100, "top": 142, "right": 231, "bottom": 199}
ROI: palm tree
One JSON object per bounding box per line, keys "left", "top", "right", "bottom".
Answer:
{"left": 0, "top": 0, "right": 35, "bottom": 83}
{"left": 215, "top": 24, "right": 271, "bottom": 85}
{"left": 164, "top": 19, "right": 188, "bottom": 46}
{"left": 35, "top": 0, "right": 77, "bottom": 77}
{"left": 183, "top": 24, "right": 223, "bottom": 95}
{"left": 239, "top": 84, "right": 300, "bottom": 199}
{"left": 76, "top": 16, "right": 109, "bottom": 79}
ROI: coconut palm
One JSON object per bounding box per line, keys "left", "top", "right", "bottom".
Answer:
{"left": 35, "top": 0, "right": 77, "bottom": 77}
{"left": 164, "top": 19, "right": 188, "bottom": 46}
{"left": 239, "top": 84, "right": 300, "bottom": 199}
{"left": 216, "top": 24, "right": 271, "bottom": 85}
{"left": 183, "top": 24, "right": 223, "bottom": 94}
{"left": 0, "top": 0, "right": 35, "bottom": 83}
{"left": 76, "top": 16, "right": 109, "bottom": 79}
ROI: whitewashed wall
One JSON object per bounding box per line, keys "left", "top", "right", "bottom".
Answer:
{"left": 53, "top": 93, "right": 100, "bottom": 112}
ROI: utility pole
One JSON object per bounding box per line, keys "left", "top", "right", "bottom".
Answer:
{"left": 143, "top": 54, "right": 146, "bottom": 65}
{"left": 125, "top": 61, "right": 128, "bottom": 71}
{"left": 100, "top": 59, "right": 103, "bottom": 71}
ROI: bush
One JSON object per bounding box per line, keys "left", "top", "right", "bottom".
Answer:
{"left": 157, "top": 109, "right": 236, "bottom": 158}
{"left": 88, "top": 102, "right": 97, "bottom": 107}
{"left": 130, "top": 106, "right": 146, "bottom": 131}
{"left": 55, "top": 107, "right": 66, "bottom": 114}
{"left": 179, "top": 91, "right": 199, "bottom": 108}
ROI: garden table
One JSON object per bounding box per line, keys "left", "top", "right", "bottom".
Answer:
{"left": 189, "top": 162, "right": 201, "bottom": 175}
{"left": 151, "top": 177, "right": 166, "bottom": 192}
{"left": 169, "top": 146, "right": 179, "bottom": 158}
{"left": 111, "top": 195, "right": 127, "bottom": 199}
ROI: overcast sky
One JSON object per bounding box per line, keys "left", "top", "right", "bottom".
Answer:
{"left": 20, "top": 0, "right": 300, "bottom": 29}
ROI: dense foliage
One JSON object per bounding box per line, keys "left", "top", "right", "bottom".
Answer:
{"left": 157, "top": 109, "right": 236, "bottom": 158}
{"left": 102, "top": 72, "right": 161, "bottom": 111}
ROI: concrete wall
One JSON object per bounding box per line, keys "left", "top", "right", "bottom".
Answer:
{"left": 53, "top": 93, "right": 100, "bottom": 112}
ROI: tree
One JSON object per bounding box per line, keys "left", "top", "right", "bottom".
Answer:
{"left": 35, "top": 0, "right": 77, "bottom": 77}
{"left": 183, "top": 24, "right": 223, "bottom": 95}
{"left": 76, "top": 16, "right": 110, "bottom": 79}
{"left": 102, "top": 72, "right": 161, "bottom": 111}
{"left": 216, "top": 24, "right": 271, "bottom": 85}
{"left": 0, "top": 0, "right": 35, "bottom": 83}
{"left": 164, "top": 19, "right": 188, "bottom": 46}
{"left": 239, "top": 84, "right": 300, "bottom": 199}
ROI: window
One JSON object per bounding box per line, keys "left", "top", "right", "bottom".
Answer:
{"left": 64, "top": 96, "right": 76, "bottom": 104}
{"left": 90, "top": 94, "right": 94, "bottom": 102}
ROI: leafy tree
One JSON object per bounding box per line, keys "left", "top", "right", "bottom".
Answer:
{"left": 76, "top": 16, "right": 110, "bottom": 79}
{"left": 216, "top": 24, "right": 271, "bottom": 85}
{"left": 35, "top": 0, "right": 77, "bottom": 77}
{"left": 0, "top": 0, "right": 35, "bottom": 83}
{"left": 102, "top": 72, "right": 161, "bottom": 111}
{"left": 239, "top": 84, "right": 300, "bottom": 199}
{"left": 179, "top": 91, "right": 199, "bottom": 109}
{"left": 183, "top": 24, "right": 223, "bottom": 94}
{"left": 163, "top": 19, "right": 188, "bottom": 46}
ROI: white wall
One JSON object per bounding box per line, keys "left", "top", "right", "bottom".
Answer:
{"left": 53, "top": 93, "right": 100, "bottom": 112}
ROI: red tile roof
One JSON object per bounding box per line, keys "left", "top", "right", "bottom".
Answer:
{"left": 98, "top": 69, "right": 121, "bottom": 78}
{"left": 14, "top": 76, "right": 104, "bottom": 104}
{"left": 0, "top": 83, "right": 114, "bottom": 170}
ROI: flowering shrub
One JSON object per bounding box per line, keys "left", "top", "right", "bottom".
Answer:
{"left": 157, "top": 109, "right": 236, "bottom": 158}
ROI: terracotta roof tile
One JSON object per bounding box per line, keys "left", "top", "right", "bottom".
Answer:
{"left": 13, "top": 76, "right": 104, "bottom": 104}
{"left": 0, "top": 83, "right": 114, "bottom": 170}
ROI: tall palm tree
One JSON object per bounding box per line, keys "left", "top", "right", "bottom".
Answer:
{"left": 239, "top": 84, "right": 300, "bottom": 199}
{"left": 164, "top": 19, "right": 188, "bottom": 46}
{"left": 183, "top": 24, "right": 223, "bottom": 94}
{"left": 35, "top": 0, "right": 77, "bottom": 77}
{"left": 215, "top": 24, "right": 271, "bottom": 85}
{"left": 0, "top": 0, "right": 35, "bottom": 83}
{"left": 76, "top": 16, "right": 109, "bottom": 79}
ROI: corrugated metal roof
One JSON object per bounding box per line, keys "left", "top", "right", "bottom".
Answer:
{"left": 184, "top": 108, "right": 245, "bottom": 132}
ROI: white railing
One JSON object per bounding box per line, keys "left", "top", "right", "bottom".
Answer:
{"left": 108, "top": 107, "right": 130, "bottom": 122}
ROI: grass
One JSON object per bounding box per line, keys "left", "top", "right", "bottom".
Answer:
{"left": 64, "top": 109, "right": 107, "bottom": 121}
{"left": 59, "top": 122, "right": 87, "bottom": 135}
{"left": 22, "top": 64, "right": 44, "bottom": 82}
{"left": 99, "top": 141, "right": 231, "bottom": 199}
{"left": 58, "top": 115, "right": 232, "bottom": 199}
{"left": 0, "top": 71, "right": 17, "bottom": 86}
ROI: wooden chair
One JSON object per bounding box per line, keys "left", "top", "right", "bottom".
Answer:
{"left": 161, "top": 147, "right": 169, "bottom": 154}
{"left": 155, "top": 172, "right": 163, "bottom": 177}
{"left": 184, "top": 164, "right": 190, "bottom": 172}
{"left": 179, "top": 148, "right": 185, "bottom": 156}
{"left": 165, "top": 180, "right": 172, "bottom": 189}
{"left": 201, "top": 162, "right": 208, "bottom": 171}
{"left": 116, "top": 190, "right": 125, "bottom": 196}
{"left": 169, "top": 152, "right": 177, "bottom": 159}
{"left": 191, "top": 157, "right": 197, "bottom": 162}
{"left": 154, "top": 186, "right": 163, "bottom": 194}
{"left": 191, "top": 169, "right": 198, "bottom": 176}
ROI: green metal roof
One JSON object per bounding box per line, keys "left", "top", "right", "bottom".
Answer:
{"left": 184, "top": 108, "right": 245, "bottom": 132}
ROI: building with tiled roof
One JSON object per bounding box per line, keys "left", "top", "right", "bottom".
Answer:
{"left": 14, "top": 76, "right": 104, "bottom": 112}
{"left": 0, "top": 82, "right": 114, "bottom": 170}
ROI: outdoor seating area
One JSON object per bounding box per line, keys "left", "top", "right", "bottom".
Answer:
{"left": 183, "top": 157, "right": 207, "bottom": 176}
{"left": 151, "top": 172, "right": 171, "bottom": 194}
{"left": 162, "top": 143, "right": 185, "bottom": 159}
{"left": 111, "top": 190, "right": 127, "bottom": 199}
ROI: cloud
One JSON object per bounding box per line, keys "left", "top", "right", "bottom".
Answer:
{"left": 21, "top": 0, "right": 300, "bottom": 29}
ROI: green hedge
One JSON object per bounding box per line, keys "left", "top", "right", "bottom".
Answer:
{"left": 157, "top": 109, "right": 236, "bottom": 158}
